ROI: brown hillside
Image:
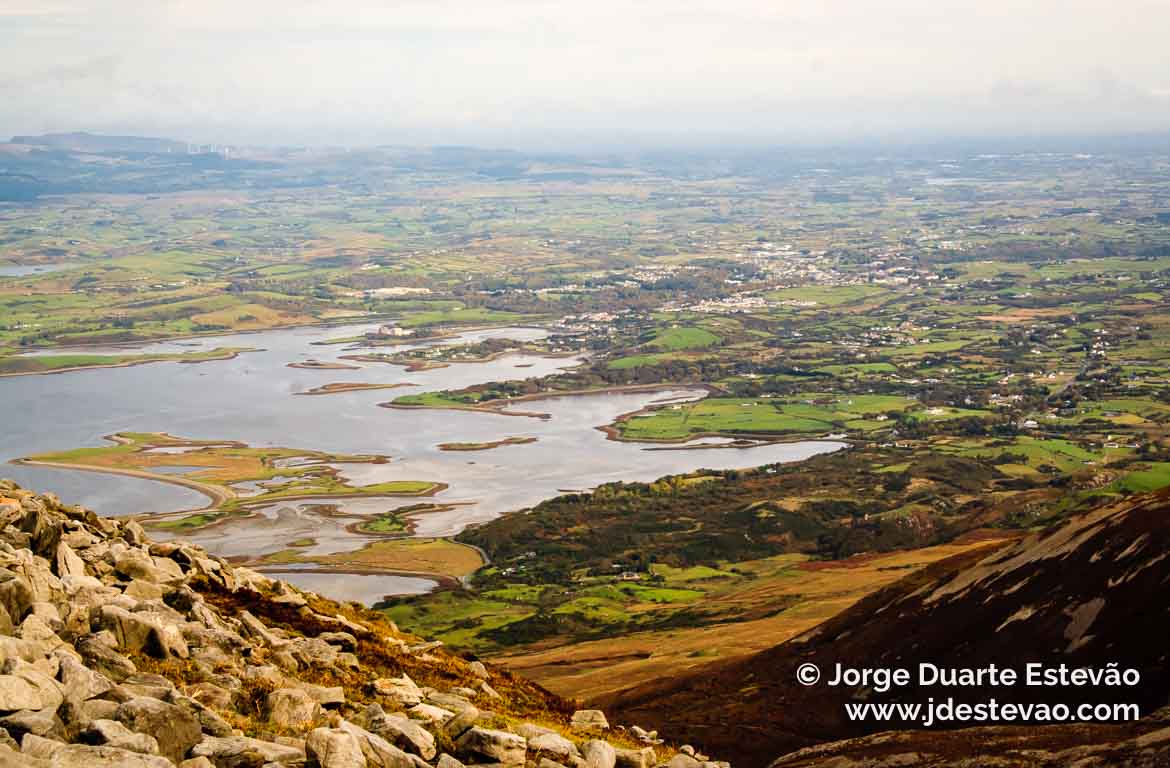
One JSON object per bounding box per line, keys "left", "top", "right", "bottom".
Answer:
{"left": 599, "top": 490, "right": 1170, "bottom": 767}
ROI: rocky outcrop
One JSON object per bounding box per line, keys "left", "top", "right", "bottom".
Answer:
{"left": 0, "top": 479, "right": 716, "bottom": 768}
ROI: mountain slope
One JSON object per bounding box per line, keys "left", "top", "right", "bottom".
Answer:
{"left": 0, "top": 479, "right": 701, "bottom": 768}
{"left": 599, "top": 489, "right": 1170, "bottom": 767}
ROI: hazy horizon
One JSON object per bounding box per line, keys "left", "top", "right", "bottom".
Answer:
{"left": 4, "top": 1, "right": 1170, "bottom": 150}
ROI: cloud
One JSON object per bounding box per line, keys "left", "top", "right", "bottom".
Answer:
{"left": 1, "top": 0, "right": 1169, "bottom": 147}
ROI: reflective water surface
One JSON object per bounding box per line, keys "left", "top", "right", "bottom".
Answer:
{"left": 1, "top": 322, "right": 844, "bottom": 599}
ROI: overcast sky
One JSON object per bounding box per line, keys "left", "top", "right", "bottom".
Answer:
{"left": 3, "top": 0, "right": 1169, "bottom": 149}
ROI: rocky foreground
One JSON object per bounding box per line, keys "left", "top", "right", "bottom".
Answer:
{"left": 0, "top": 480, "right": 721, "bottom": 768}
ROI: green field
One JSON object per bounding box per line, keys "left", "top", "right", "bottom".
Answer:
{"left": 615, "top": 394, "right": 973, "bottom": 441}
{"left": 646, "top": 326, "right": 721, "bottom": 351}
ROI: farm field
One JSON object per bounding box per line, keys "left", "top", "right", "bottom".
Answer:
{"left": 613, "top": 395, "right": 988, "bottom": 441}
{"left": 390, "top": 538, "right": 1006, "bottom": 699}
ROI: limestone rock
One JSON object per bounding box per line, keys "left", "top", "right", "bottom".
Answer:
{"left": 441, "top": 705, "right": 481, "bottom": 740}
{"left": 0, "top": 677, "right": 48, "bottom": 713}
{"left": 99, "top": 605, "right": 189, "bottom": 659}
{"left": 318, "top": 632, "right": 357, "bottom": 651}
{"left": 365, "top": 707, "right": 436, "bottom": 759}
{"left": 665, "top": 754, "right": 702, "bottom": 768}
{"left": 121, "top": 520, "right": 147, "bottom": 545}
{"left": 115, "top": 696, "right": 202, "bottom": 765}
{"left": 0, "top": 668, "right": 62, "bottom": 713}
{"left": 267, "top": 687, "right": 323, "bottom": 729}
{"left": 571, "top": 710, "right": 610, "bottom": 732}
{"left": 16, "top": 616, "right": 62, "bottom": 660}
{"left": 79, "top": 699, "right": 120, "bottom": 722}
{"left": 303, "top": 683, "right": 345, "bottom": 708}
{"left": 180, "top": 758, "right": 216, "bottom": 768}
{"left": 54, "top": 543, "right": 87, "bottom": 578}
{"left": 170, "top": 691, "right": 234, "bottom": 739}
{"left": 124, "top": 580, "right": 167, "bottom": 601}
{"left": 21, "top": 733, "right": 174, "bottom": 767}
{"left": 0, "top": 707, "right": 62, "bottom": 739}
{"left": 114, "top": 549, "right": 172, "bottom": 584}
{"left": 57, "top": 653, "right": 113, "bottom": 703}
{"left": 615, "top": 747, "right": 656, "bottom": 768}
{"left": 81, "top": 717, "right": 161, "bottom": 755}
{"left": 184, "top": 681, "right": 234, "bottom": 711}
{"left": 408, "top": 703, "right": 453, "bottom": 725}
{"left": 372, "top": 674, "right": 422, "bottom": 706}
{"left": 190, "top": 734, "right": 308, "bottom": 766}
{"left": 238, "top": 610, "right": 287, "bottom": 648}
{"left": 455, "top": 727, "right": 526, "bottom": 766}
{"left": 76, "top": 634, "right": 137, "bottom": 681}
{"left": 582, "top": 740, "right": 617, "bottom": 768}
{"left": 628, "top": 726, "right": 660, "bottom": 745}
{"left": 0, "top": 571, "right": 32, "bottom": 626}
{"left": 426, "top": 692, "right": 474, "bottom": 713}
{"left": 530, "top": 731, "right": 579, "bottom": 760}
{"left": 518, "top": 724, "right": 579, "bottom": 762}
{"left": 306, "top": 726, "right": 367, "bottom": 768}
{"left": 339, "top": 719, "right": 416, "bottom": 768}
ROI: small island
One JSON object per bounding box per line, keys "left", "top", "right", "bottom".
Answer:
{"left": 286, "top": 360, "right": 360, "bottom": 370}
{"left": 437, "top": 436, "right": 538, "bottom": 452}
{"left": 0, "top": 346, "right": 256, "bottom": 377}
{"left": 296, "top": 382, "right": 413, "bottom": 396}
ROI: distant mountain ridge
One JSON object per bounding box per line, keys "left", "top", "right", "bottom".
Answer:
{"left": 600, "top": 489, "right": 1170, "bottom": 767}
{"left": 8, "top": 131, "right": 187, "bottom": 154}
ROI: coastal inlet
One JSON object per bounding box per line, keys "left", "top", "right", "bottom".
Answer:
{"left": 2, "top": 323, "right": 843, "bottom": 603}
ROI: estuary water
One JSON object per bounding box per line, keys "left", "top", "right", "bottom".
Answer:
{"left": 0, "top": 322, "right": 844, "bottom": 602}
{"left": 0, "top": 263, "right": 74, "bottom": 278}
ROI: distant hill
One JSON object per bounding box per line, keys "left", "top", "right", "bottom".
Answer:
{"left": 600, "top": 489, "right": 1170, "bottom": 767}
{"left": 8, "top": 130, "right": 187, "bottom": 154}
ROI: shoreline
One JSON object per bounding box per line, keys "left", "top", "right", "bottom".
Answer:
{"left": 9, "top": 458, "right": 228, "bottom": 513}
{"left": 592, "top": 387, "right": 860, "bottom": 447}
{"left": 0, "top": 347, "right": 257, "bottom": 379}
{"left": 0, "top": 319, "right": 562, "bottom": 382}
{"left": 137, "top": 482, "right": 450, "bottom": 535}
{"left": 383, "top": 402, "right": 554, "bottom": 420}
{"left": 254, "top": 565, "right": 463, "bottom": 592}
{"left": 381, "top": 382, "right": 718, "bottom": 420}
{"left": 344, "top": 346, "right": 580, "bottom": 373}
{"left": 287, "top": 361, "right": 361, "bottom": 371}
{"left": 251, "top": 535, "right": 487, "bottom": 588}
{"left": 1, "top": 317, "right": 552, "bottom": 365}
{"left": 295, "top": 382, "right": 414, "bottom": 396}
{"left": 14, "top": 427, "right": 448, "bottom": 535}
{"left": 437, "top": 436, "right": 538, "bottom": 452}
{"left": 344, "top": 501, "right": 467, "bottom": 537}
{"left": 233, "top": 482, "right": 448, "bottom": 508}
{"left": 3, "top": 315, "right": 394, "bottom": 358}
